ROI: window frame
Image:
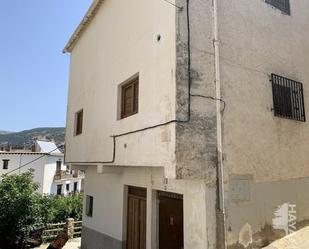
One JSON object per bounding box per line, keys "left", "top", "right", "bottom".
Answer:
{"left": 265, "top": 0, "right": 290, "bottom": 15}
{"left": 56, "top": 160, "right": 62, "bottom": 173}
{"left": 57, "top": 184, "right": 62, "bottom": 195}
{"left": 74, "top": 109, "right": 84, "bottom": 136}
{"left": 2, "top": 159, "right": 9, "bottom": 170}
{"left": 66, "top": 184, "right": 70, "bottom": 192}
{"left": 86, "top": 195, "right": 94, "bottom": 217}
{"left": 74, "top": 182, "right": 78, "bottom": 193}
{"left": 120, "top": 77, "right": 139, "bottom": 119}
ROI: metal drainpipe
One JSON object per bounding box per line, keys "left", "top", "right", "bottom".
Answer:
{"left": 213, "top": 0, "right": 227, "bottom": 248}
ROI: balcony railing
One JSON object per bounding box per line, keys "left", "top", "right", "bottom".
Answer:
{"left": 54, "top": 170, "right": 85, "bottom": 181}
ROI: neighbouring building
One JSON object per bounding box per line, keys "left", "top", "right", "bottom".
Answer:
{"left": 64, "top": 0, "right": 309, "bottom": 248}
{"left": 0, "top": 140, "right": 84, "bottom": 195}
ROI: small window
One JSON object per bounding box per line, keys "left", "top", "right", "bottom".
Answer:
{"left": 56, "top": 160, "right": 62, "bottom": 173}
{"left": 271, "top": 74, "right": 306, "bottom": 122}
{"left": 66, "top": 184, "right": 70, "bottom": 192}
{"left": 74, "top": 182, "right": 78, "bottom": 193}
{"left": 57, "top": 185, "right": 62, "bottom": 195}
{"left": 266, "top": 0, "right": 290, "bottom": 15}
{"left": 74, "top": 109, "right": 83, "bottom": 136}
{"left": 121, "top": 77, "right": 139, "bottom": 119}
{"left": 86, "top": 195, "right": 94, "bottom": 217}
{"left": 2, "top": 159, "right": 9, "bottom": 170}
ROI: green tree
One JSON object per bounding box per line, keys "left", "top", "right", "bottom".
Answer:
{"left": 0, "top": 170, "right": 44, "bottom": 249}
{"left": 42, "top": 193, "right": 83, "bottom": 223}
{"left": 0, "top": 170, "right": 83, "bottom": 248}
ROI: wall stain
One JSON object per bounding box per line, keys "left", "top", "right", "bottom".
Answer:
{"left": 228, "top": 220, "right": 309, "bottom": 249}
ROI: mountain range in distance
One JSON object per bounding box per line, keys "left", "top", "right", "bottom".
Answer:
{"left": 0, "top": 127, "right": 65, "bottom": 150}
{"left": 0, "top": 130, "right": 12, "bottom": 135}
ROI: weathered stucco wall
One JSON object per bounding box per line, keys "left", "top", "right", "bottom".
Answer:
{"left": 66, "top": 0, "right": 309, "bottom": 248}
{"left": 81, "top": 166, "right": 212, "bottom": 249}
{"left": 226, "top": 177, "right": 309, "bottom": 248}
{"left": 175, "top": 0, "right": 218, "bottom": 183}
{"left": 217, "top": 0, "right": 309, "bottom": 247}
{"left": 174, "top": 1, "right": 219, "bottom": 247}
{"left": 65, "top": 0, "right": 177, "bottom": 175}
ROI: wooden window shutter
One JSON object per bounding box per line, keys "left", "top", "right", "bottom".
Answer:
{"left": 56, "top": 160, "right": 62, "bottom": 173}
{"left": 133, "top": 80, "right": 139, "bottom": 113}
{"left": 121, "top": 76, "right": 139, "bottom": 119}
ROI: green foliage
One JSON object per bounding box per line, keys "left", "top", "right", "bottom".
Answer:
{"left": 0, "top": 170, "right": 83, "bottom": 248}
{"left": 0, "top": 170, "right": 43, "bottom": 249}
{"left": 41, "top": 193, "right": 83, "bottom": 224}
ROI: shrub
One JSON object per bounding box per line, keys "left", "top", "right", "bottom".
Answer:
{"left": 42, "top": 193, "right": 83, "bottom": 223}
{"left": 0, "top": 170, "right": 43, "bottom": 249}
{"left": 0, "top": 170, "right": 83, "bottom": 248}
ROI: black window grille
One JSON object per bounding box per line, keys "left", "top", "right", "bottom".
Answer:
{"left": 271, "top": 74, "right": 306, "bottom": 122}
{"left": 266, "top": 0, "right": 290, "bottom": 15}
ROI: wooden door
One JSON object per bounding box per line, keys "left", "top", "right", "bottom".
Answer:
{"left": 127, "top": 187, "right": 146, "bottom": 249}
{"left": 159, "top": 192, "right": 184, "bottom": 249}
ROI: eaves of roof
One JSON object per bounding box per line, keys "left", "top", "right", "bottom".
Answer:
{"left": 63, "top": 0, "right": 104, "bottom": 53}
{"left": 0, "top": 152, "right": 49, "bottom": 155}
{"left": 0, "top": 152, "right": 64, "bottom": 156}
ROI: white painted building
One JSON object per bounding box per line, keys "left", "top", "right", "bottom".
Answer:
{"left": 0, "top": 141, "right": 84, "bottom": 195}
{"left": 64, "top": 0, "right": 309, "bottom": 249}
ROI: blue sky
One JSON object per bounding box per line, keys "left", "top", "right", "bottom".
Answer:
{"left": 0, "top": 0, "right": 92, "bottom": 132}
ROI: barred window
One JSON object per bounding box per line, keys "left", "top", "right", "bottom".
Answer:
{"left": 271, "top": 74, "right": 306, "bottom": 122}
{"left": 266, "top": 0, "right": 290, "bottom": 15}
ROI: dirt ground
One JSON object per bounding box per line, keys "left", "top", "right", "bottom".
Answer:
{"left": 36, "top": 238, "right": 81, "bottom": 249}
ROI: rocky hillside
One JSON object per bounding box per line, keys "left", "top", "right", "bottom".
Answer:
{"left": 0, "top": 127, "right": 65, "bottom": 149}
{"left": 0, "top": 130, "right": 11, "bottom": 135}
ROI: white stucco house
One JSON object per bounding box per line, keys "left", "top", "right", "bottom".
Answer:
{"left": 64, "top": 0, "right": 309, "bottom": 249}
{"left": 0, "top": 140, "right": 84, "bottom": 195}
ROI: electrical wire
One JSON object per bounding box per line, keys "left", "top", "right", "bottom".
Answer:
{"left": 65, "top": 0, "right": 226, "bottom": 165}
{"left": 161, "top": 0, "right": 183, "bottom": 10}
{"left": 191, "top": 94, "right": 226, "bottom": 112}
{"left": 65, "top": 0, "right": 192, "bottom": 165}
{"left": 1, "top": 145, "right": 64, "bottom": 177}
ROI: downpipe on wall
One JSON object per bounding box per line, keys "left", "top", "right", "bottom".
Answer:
{"left": 213, "top": 0, "right": 227, "bottom": 248}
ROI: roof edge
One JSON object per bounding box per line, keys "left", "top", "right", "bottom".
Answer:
{"left": 0, "top": 152, "right": 64, "bottom": 156}
{"left": 63, "top": 0, "right": 104, "bottom": 53}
